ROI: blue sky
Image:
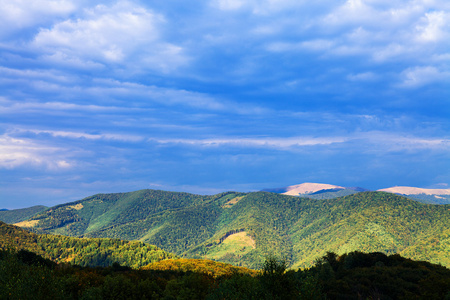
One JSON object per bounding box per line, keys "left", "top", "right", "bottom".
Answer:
{"left": 1, "top": 0, "right": 449, "bottom": 209}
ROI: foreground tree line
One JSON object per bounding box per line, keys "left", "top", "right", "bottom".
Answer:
{"left": 1, "top": 249, "right": 449, "bottom": 299}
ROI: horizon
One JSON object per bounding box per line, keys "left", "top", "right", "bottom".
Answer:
{"left": 2, "top": 182, "right": 450, "bottom": 210}
{"left": 1, "top": 1, "right": 449, "bottom": 209}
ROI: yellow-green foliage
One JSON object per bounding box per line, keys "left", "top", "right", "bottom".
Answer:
{"left": 142, "top": 258, "right": 259, "bottom": 277}
{"left": 0, "top": 221, "right": 177, "bottom": 268}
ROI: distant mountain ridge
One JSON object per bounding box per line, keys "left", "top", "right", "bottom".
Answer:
{"left": 263, "top": 182, "right": 450, "bottom": 203}
{"left": 263, "top": 182, "right": 343, "bottom": 194}
{"left": 0, "top": 205, "right": 47, "bottom": 224}
{"left": 377, "top": 186, "right": 450, "bottom": 204}
{"left": 14, "top": 189, "right": 450, "bottom": 269}
{"left": 262, "top": 182, "right": 368, "bottom": 200}
{"left": 378, "top": 186, "right": 450, "bottom": 195}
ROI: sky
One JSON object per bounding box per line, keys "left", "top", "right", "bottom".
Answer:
{"left": 1, "top": 0, "right": 450, "bottom": 209}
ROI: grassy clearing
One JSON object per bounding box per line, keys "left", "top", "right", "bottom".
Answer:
{"left": 14, "top": 220, "right": 39, "bottom": 228}
{"left": 222, "top": 196, "right": 244, "bottom": 208}
{"left": 206, "top": 231, "right": 256, "bottom": 260}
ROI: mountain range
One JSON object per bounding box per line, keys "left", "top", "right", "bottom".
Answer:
{"left": 263, "top": 182, "right": 450, "bottom": 204}
{"left": 7, "top": 188, "right": 450, "bottom": 269}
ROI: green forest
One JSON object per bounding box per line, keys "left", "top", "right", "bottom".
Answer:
{"left": 0, "top": 222, "right": 176, "bottom": 268}
{"left": 2, "top": 205, "right": 450, "bottom": 299}
{"left": 0, "top": 205, "right": 47, "bottom": 224}
{"left": 15, "top": 190, "right": 450, "bottom": 269}
{"left": 1, "top": 248, "right": 449, "bottom": 299}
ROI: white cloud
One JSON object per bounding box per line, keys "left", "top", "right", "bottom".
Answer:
{"left": 347, "top": 72, "right": 378, "bottom": 81}
{"left": 261, "top": 0, "right": 450, "bottom": 69}
{"left": 323, "top": 0, "right": 378, "bottom": 27}
{"left": 214, "top": 0, "right": 246, "bottom": 10}
{"left": 0, "top": 0, "right": 76, "bottom": 38}
{"left": 351, "top": 131, "right": 450, "bottom": 153}
{"left": 399, "top": 66, "right": 450, "bottom": 87}
{"left": 13, "top": 128, "right": 144, "bottom": 143}
{"left": 0, "top": 66, "right": 74, "bottom": 83}
{"left": 372, "top": 43, "right": 409, "bottom": 62}
{"left": 415, "top": 11, "right": 450, "bottom": 42}
{"left": 148, "top": 131, "right": 450, "bottom": 153}
{"left": 150, "top": 136, "right": 348, "bottom": 149}
{"left": 0, "top": 97, "right": 125, "bottom": 114}
{"left": 40, "top": 52, "right": 105, "bottom": 70}
{"left": 32, "top": 1, "right": 187, "bottom": 72}
{"left": 0, "top": 134, "right": 73, "bottom": 169}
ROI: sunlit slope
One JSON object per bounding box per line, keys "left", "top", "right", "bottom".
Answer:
{"left": 0, "top": 221, "right": 177, "bottom": 268}
{"left": 0, "top": 205, "right": 47, "bottom": 224}
{"left": 24, "top": 189, "right": 224, "bottom": 237}
{"left": 18, "top": 190, "right": 450, "bottom": 269}
{"left": 142, "top": 258, "right": 258, "bottom": 277}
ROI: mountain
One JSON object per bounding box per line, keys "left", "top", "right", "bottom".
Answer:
{"left": 262, "top": 182, "right": 366, "bottom": 199}
{"left": 0, "top": 221, "right": 177, "bottom": 268}
{"left": 264, "top": 182, "right": 450, "bottom": 204}
{"left": 378, "top": 186, "right": 450, "bottom": 204}
{"left": 0, "top": 205, "right": 47, "bottom": 224}
{"left": 15, "top": 189, "right": 450, "bottom": 269}
{"left": 263, "top": 182, "right": 344, "bottom": 195}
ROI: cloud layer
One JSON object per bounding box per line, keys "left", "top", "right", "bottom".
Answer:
{"left": 1, "top": 0, "right": 449, "bottom": 208}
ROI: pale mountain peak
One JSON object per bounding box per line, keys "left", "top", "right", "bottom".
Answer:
{"left": 282, "top": 182, "right": 344, "bottom": 196}
{"left": 378, "top": 186, "right": 450, "bottom": 195}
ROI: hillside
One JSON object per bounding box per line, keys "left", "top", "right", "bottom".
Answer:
{"left": 16, "top": 190, "right": 450, "bottom": 269}
{"left": 0, "top": 221, "right": 177, "bottom": 268}
{"left": 3, "top": 248, "right": 449, "bottom": 299}
{"left": 0, "top": 205, "right": 47, "bottom": 224}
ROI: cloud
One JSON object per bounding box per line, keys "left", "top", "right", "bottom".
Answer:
{"left": 150, "top": 136, "right": 348, "bottom": 149}
{"left": 12, "top": 128, "right": 143, "bottom": 143}
{"left": 214, "top": 0, "right": 246, "bottom": 11}
{"left": 1, "top": 1, "right": 450, "bottom": 207}
{"left": 0, "top": 97, "right": 127, "bottom": 114}
{"left": 322, "top": 0, "right": 379, "bottom": 27}
{"left": 354, "top": 131, "right": 450, "bottom": 152}
{"left": 0, "top": 67, "right": 267, "bottom": 115}
{"left": 347, "top": 72, "right": 378, "bottom": 82}
{"left": 0, "top": 66, "right": 74, "bottom": 83}
{"left": 0, "top": 134, "right": 73, "bottom": 169}
{"left": 0, "top": 0, "right": 76, "bottom": 38}
{"left": 32, "top": 1, "right": 187, "bottom": 72}
{"left": 259, "top": 0, "right": 450, "bottom": 71}
{"left": 148, "top": 131, "right": 450, "bottom": 153}
{"left": 415, "top": 11, "right": 450, "bottom": 42}
{"left": 399, "top": 66, "right": 450, "bottom": 88}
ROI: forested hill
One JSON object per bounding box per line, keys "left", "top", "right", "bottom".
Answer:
{"left": 0, "top": 221, "right": 177, "bottom": 268}
{"left": 16, "top": 190, "right": 450, "bottom": 269}
{"left": 0, "top": 205, "right": 47, "bottom": 224}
